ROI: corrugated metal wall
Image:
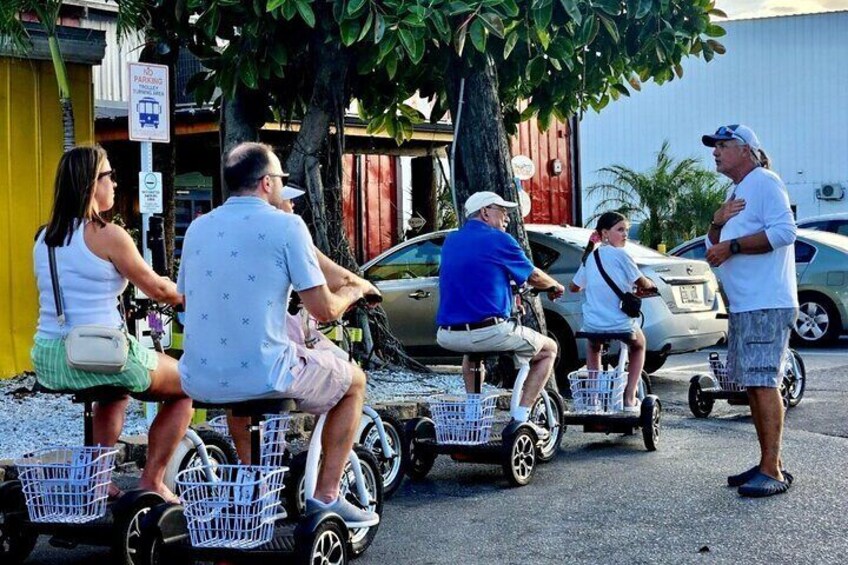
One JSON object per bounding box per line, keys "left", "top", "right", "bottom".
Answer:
{"left": 342, "top": 154, "right": 399, "bottom": 263}
{"left": 511, "top": 117, "right": 573, "bottom": 225}
{"left": 0, "top": 58, "right": 95, "bottom": 378}
{"left": 580, "top": 11, "right": 848, "bottom": 222}
{"left": 82, "top": 11, "right": 141, "bottom": 101}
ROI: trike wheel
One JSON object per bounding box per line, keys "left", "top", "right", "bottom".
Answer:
{"left": 360, "top": 413, "right": 406, "bottom": 498}
{"left": 688, "top": 378, "right": 714, "bottom": 418}
{"left": 502, "top": 427, "right": 536, "bottom": 487}
{"left": 112, "top": 493, "right": 164, "bottom": 565}
{"left": 784, "top": 349, "right": 806, "bottom": 407}
{"left": 530, "top": 392, "right": 564, "bottom": 463}
{"left": 165, "top": 428, "right": 238, "bottom": 495}
{"left": 295, "top": 517, "right": 348, "bottom": 565}
{"left": 0, "top": 482, "right": 37, "bottom": 564}
{"left": 403, "top": 419, "right": 436, "bottom": 481}
{"left": 640, "top": 397, "right": 661, "bottom": 451}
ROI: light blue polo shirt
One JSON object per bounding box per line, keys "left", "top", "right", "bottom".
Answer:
{"left": 177, "top": 196, "right": 326, "bottom": 402}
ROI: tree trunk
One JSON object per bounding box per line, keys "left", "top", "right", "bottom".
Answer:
{"left": 446, "top": 57, "right": 547, "bottom": 335}
{"left": 217, "top": 86, "right": 265, "bottom": 204}
{"left": 283, "top": 38, "right": 428, "bottom": 372}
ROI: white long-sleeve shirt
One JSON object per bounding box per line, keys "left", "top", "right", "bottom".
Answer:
{"left": 705, "top": 167, "right": 798, "bottom": 313}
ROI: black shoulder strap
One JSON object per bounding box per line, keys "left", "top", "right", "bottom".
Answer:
{"left": 47, "top": 246, "right": 66, "bottom": 327}
{"left": 593, "top": 249, "right": 626, "bottom": 300}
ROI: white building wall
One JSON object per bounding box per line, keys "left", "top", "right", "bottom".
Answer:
{"left": 580, "top": 11, "right": 848, "bottom": 222}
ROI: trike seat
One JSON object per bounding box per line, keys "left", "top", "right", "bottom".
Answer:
{"left": 33, "top": 381, "right": 130, "bottom": 403}
{"left": 192, "top": 397, "right": 298, "bottom": 417}
{"left": 575, "top": 331, "right": 635, "bottom": 343}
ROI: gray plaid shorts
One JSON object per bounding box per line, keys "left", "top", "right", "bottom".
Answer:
{"left": 726, "top": 308, "right": 798, "bottom": 389}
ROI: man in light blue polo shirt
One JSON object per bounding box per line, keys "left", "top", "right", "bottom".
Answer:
{"left": 178, "top": 142, "right": 379, "bottom": 527}
{"left": 436, "top": 191, "right": 565, "bottom": 432}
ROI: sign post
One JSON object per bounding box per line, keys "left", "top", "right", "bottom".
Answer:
{"left": 129, "top": 62, "right": 170, "bottom": 425}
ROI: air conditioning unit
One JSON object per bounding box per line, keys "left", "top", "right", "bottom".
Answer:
{"left": 816, "top": 183, "right": 844, "bottom": 201}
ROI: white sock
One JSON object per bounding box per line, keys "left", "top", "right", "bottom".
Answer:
{"left": 511, "top": 406, "right": 530, "bottom": 422}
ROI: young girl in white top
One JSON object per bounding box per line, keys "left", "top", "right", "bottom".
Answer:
{"left": 569, "top": 212, "right": 656, "bottom": 411}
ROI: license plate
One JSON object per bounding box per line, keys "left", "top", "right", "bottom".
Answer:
{"left": 679, "top": 284, "right": 701, "bottom": 305}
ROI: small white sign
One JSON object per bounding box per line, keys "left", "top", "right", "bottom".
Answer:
{"left": 129, "top": 62, "right": 170, "bottom": 143}
{"left": 139, "top": 172, "right": 163, "bottom": 213}
{"left": 511, "top": 155, "right": 536, "bottom": 180}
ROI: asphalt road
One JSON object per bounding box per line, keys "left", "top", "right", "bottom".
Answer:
{"left": 20, "top": 342, "right": 848, "bottom": 564}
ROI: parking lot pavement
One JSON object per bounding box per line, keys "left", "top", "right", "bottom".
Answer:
{"left": 23, "top": 344, "right": 848, "bottom": 564}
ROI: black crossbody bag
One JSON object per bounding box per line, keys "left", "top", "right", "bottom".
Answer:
{"left": 593, "top": 250, "right": 641, "bottom": 318}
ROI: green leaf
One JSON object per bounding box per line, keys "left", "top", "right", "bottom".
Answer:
{"left": 594, "top": 0, "right": 620, "bottom": 16}
{"left": 449, "top": 2, "right": 474, "bottom": 15}
{"left": 634, "top": 0, "right": 652, "bottom": 19}
{"left": 386, "top": 51, "right": 398, "bottom": 79}
{"left": 536, "top": 27, "right": 551, "bottom": 50}
{"left": 432, "top": 11, "right": 450, "bottom": 37}
{"left": 240, "top": 58, "right": 258, "bottom": 89}
{"left": 500, "top": 0, "right": 520, "bottom": 18}
{"left": 346, "top": 0, "right": 367, "bottom": 17}
{"left": 399, "top": 28, "right": 424, "bottom": 63}
{"left": 358, "top": 11, "right": 373, "bottom": 41}
{"left": 374, "top": 13, "right": 386, "bottom": 42}
{"left": 340, "top": 18, "right": 361, "bottom": 46}
{"left": 533, "top": 1, "right": 553, "bottom": 30}
{"left": 705, "top": 23, "right": 726, "bottom": 37}
{"left": 549, "top": 57, "right": 562, "bottom": 71}
{"left": 599, "top": 15, "right": 619, "bottom": 44}
{"left": 480, "top": 13, "right": 505, "bottom": 39}
{"left": 455, "top": 25, "right": 468, "bottom": 56}
{"left": 709, "top": 8, "right": 729, "bottom": 18}
{"left": 266, "top": 0, "right": 286, "bottom": 11}
{"left": 282, "top": 1, "right": 297, "bottom": 19}
{"left": 366, "top": 114, "right": 387, "bottom": 135}
{"left": 270, "top": 43, "right": 287, "bottom": 66}
{"left": 503, "top": 30, "right": 519, "bottom": 59}
{"left": 707, "top": 39, "right": 726, "bottom": 54}
{"left": 611, "top": 83, "right": 630, "bottom": 97}
{"left": 578, "top": 14, "right": 599, "bottom": 46}
{"left": 526, "top": 56, "right": 546, "bottom": 84}
{"left": 559, "top": 0, "right": 582, "bottom": 24}
{"left": 295, "top": 0, "right": 315, "bottom": 27}
{"left": 470, "top": 19, "right": 487, "bottom": 53}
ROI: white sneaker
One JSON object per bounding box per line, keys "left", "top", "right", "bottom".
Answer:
{"left": 306, "top": 497, "right": 380, "bottom": 528}
{"left": 622, "top": 400, "right": 641, "bottom": 413}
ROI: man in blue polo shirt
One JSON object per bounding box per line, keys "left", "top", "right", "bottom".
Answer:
{"left": 436, "top": 191, "right": 565, "bottom": 430}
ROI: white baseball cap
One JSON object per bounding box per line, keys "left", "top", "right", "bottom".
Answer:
{"left": 281, "top": 184, "right": 305, "bottom": 200}
{"left": 702, "top": 124, "right": 762, "bottom": 153}
{"left": 464, "top": 191, "right": 519, "bottom": 218}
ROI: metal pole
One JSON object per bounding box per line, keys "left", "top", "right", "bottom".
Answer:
{"left": 449, "top": 78, "right": 465, "bottom": 225}
{"left": 141, "top": 142, "right": 153, "bottom": 265}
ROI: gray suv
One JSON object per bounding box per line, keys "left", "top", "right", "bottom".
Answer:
{"left": 363, "top": 224, "right": 727, "bottom": 387}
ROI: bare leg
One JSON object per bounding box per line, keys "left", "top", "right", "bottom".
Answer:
{"left": 462, "top": 355, "right": 484, "bottom": 394}
{"left": 136, "top": 352, "right": 193, "bottom": 502}
{"left": 585, "top": 340, "right": 602, "bottom": 373}
{"left": 747, "top": 386, "right": 785, "bottom": 481}
{"left": 227, "top": 412, "right": 251, "bottom": 464}
{"left": 624, "top": 330, "right": 646, "bottom": 407}
{"left": 93, "top": 397, "right": 129, "bottom": 447}
{"left": 519, "top": 336, "right": 558, "bottom": 407}
{"left": 313, "top": 365, "right": 366, "bottom": 503}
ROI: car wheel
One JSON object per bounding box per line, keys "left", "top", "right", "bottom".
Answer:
{"left": 793, "top": 293, "right": 841, "bottom": 346}
{"left": 643, "top": 352, "right": 667, "bottom": 375}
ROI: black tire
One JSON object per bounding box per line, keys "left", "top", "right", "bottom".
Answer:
{"left": 502, "top": 427, "right": 537, "bottom": 487}
{"left": 359, "top": 414, "right": 406, "bottom": 498}
{"left": 639, "top": 371, "right": 653, "bottom": 396}
{"left": 785, "top": 349, "right": 806, "bottom": 407}
{"left": 0, "top": 482, "right": 37, "bottom": 564}
{"left": 530, "top": 392, "right": 564, "bottom": 463}
{"left": 545, "top": 313, "right": 580, "bottom": 396}
{"left": 643, "top": 352, "right": 667, "bottom": 375}
{"left": 793, "top": 293, "right": 842, "bottom": 346}
{"left": 403, "top": 419, "right": 437, "bottom": 481}
{"left": 295, "top": 517, "right": 348, "bottom": 565}
{"left": 688, "top": 378, "right": 714, "bottom": 418}
{"left": 286, "top": 448, "right": 383, "bottom": 558}
{"left": 112, "top": 494, "right": 164, "bottom": 565}
{"left": 168, "top": 428, "right": 239, "bottom": 496}
{"left": 640, "top": 398, "right": 661, "bottom": 451}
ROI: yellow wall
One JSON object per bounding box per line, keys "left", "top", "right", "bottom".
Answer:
{"left": 0, "top": 57, "right": 94, "bottom": 378}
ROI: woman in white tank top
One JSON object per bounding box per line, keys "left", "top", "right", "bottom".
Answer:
{"left": 31, "top": 145, "right": 191, "bottom": 503}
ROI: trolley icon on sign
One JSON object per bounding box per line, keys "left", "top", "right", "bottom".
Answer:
{"left": 137, "top": 97, "right": 161, "bottom": 128}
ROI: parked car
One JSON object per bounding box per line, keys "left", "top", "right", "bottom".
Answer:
{"left": 669, "top": 228, "right": 848, "bottom": 346}
{"left": 797, "top": 212, "right": 848, "bottom": 237}
{"left": 363, "top": 224, "right": 728, "bottom": 389}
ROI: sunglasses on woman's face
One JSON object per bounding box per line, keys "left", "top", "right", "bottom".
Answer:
{"left": 97, "top": 170, "right": 117, "bottom": 182}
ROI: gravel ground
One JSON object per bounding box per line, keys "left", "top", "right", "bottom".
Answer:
{"left": 0, "top": 368, "right": 491, "bottom": 461}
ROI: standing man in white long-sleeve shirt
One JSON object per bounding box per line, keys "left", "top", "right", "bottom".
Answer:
{"left": 702, "top": 124, "right": 798, "bottom": 498}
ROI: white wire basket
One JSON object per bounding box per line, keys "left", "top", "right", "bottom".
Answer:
{"left": 568, "top": 370, "right": 627, "bottom": 413}
{"left": 176, "top": 465, "right": 288, "bottom": 549}
{"left": 208, "top": 414, "right": 230, "bottom": 437}
{"left": 16, "top": 446, "right": 118, "bottom": 524}
{"left": 708, "top": 356, "right": 747, "bottom": 392}
{"left": 259, "top": 414, "right": 291, "bottom": 468}
{"left": 429, "top": 394, "right": 498, "bottom": 445}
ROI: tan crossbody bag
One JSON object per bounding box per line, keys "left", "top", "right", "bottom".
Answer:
{"left": 48, "top": 245, "right": 129, "bottom": 374}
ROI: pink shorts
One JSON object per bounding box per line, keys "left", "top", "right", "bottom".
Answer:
{"left": 285, "top": 313, "right": 353, "bottom": 415}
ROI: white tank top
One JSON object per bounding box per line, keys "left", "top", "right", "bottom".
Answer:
{"left": 34, "top": 222, "right": 128, "bottom": 339}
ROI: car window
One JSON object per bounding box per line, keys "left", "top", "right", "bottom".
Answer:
{"left": 798, "top": 220, "right": 829, "bottom": 231}
{"left": 836, "top": 221, "right": 848, "bottom": 237}
{"left": 795, "top": 241, "right": 816, "bottom": 264}
{"left": 365, "top": 238, "right": 444, "bottom": 281}
{"left": 529, "top": 241, "right": 559, "bottom": 270}
{"left": 676, "top": 242, "right": 707, "bottom": 260}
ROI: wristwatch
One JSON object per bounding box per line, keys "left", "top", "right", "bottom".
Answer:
{"left": 729, "top": 239, "right": 741, "bottom": 255}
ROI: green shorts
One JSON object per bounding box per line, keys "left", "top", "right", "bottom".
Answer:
{"left": 31, "top": 334, "right": 157, "bottom": 393}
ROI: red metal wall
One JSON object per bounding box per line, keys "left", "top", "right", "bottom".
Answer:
{"left": 342, "top": 154, "right": 398, "bottom": 263}
{"left": 510, "top": 117, "right": 573, "bottom": 225}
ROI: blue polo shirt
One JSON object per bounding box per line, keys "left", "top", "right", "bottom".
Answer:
{"left": 436, "top": 220, "right": 535, "bottom": 326}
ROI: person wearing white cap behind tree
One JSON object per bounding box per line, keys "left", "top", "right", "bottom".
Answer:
{"left": 702, "top": 124, "right": 798, "bottom": 498}
{"left": 436, "top": 191, "right": 565, "bottom": 439}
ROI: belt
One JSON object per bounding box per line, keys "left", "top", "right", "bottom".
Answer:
{"left": 440, "top": 317, "right": 505, "bottom": 331}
